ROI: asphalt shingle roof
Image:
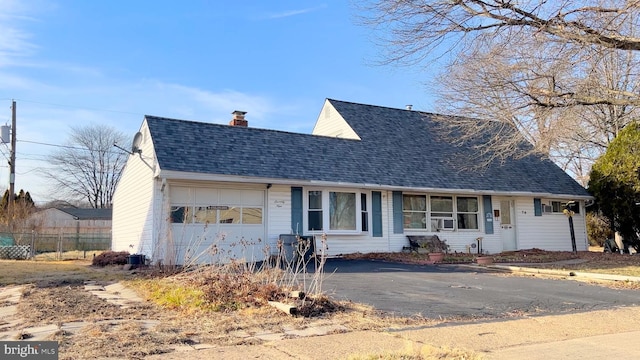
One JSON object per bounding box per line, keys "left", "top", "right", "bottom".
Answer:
{"left": 145, "top": 99, "right": 590, "bottom": 197}
{"left": 57, "top": 208, "right": 112, "bottom": 220}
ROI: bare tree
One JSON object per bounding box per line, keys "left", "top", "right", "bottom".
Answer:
{"left": 363, "top": 0, "right": 640, "bottom": 59}
{"left": 46, "top": 124, "right": 127, "bottom": 208}
{"left": 362, "top": 0, "right": 640, "bottom": 173}
{"left": 435, "top": 32, "right": 638, "bottom": 174}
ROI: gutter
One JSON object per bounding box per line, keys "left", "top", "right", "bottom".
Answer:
{"left": 156, "top": 170, "right": 593, "bottom": 199}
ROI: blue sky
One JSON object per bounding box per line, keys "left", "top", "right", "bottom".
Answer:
{"left": 0, "top": 0, "right": 436, "bottom": 203}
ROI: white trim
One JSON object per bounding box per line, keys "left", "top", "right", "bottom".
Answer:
{"left": 157, "top": 171, "right": 593, "bottom": 200}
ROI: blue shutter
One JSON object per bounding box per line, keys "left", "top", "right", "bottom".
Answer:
{"left": 483, "top": 195, "right": 494, "bottom": 234}
{"left": 291, "top": 187, "right": 303, "bottom": 234}
{"left": 392, "top": 191, "right": 403, "bottom": 234}
{"left": 372, "top": 191, "right": 382, "bottom": 237}
{"left": 534, "top": 198, "right": 542, "bottom": 216}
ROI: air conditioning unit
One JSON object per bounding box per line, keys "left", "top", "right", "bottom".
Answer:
{"left": 433, "top": 218, "right": 455, "bottom": 231}
{"left": 542, "top": 204, "right": 553, "bottom": 213}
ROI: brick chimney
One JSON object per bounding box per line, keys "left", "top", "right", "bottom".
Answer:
{"left": 229, "top": 110, "right": 248, "bottom": 127}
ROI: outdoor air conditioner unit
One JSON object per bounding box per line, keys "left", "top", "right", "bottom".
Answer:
{"left": 433, "top": 218, "right": 455, "bottom": 231}
{"left": 542, "top": 204, "right": 553, "bottom": 213}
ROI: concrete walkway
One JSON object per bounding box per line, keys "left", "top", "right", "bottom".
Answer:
{"left": 0, "top": 281, "right": 160, "bottom": 342}
{"left": 146, "top": 305, "right": 640, "bottom": 359}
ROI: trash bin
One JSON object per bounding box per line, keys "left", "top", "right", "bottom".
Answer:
{"left": 603, "top": 238, "right": 619, "bottom": 253}
{"left": 127, "top": 254, "right": 145, "bottom": 268}
{"left": 298, "top": 235, "right": 315, "bottom": 261}
{"left": 279, "top": 234, "right": 297, "bottom": 264}
{"left": 278, "top": 234, "right": 316, "bottom": 266}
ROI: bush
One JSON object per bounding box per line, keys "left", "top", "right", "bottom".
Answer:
{"left": 92, "top": 251, "right": 129, "bottom": 267}
{"left": 586, "top": 212, "right": 613, "bottom": 247}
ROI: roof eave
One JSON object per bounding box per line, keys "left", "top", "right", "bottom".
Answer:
{"left": 157, "top": 170, "right": 592, "bottom": 199}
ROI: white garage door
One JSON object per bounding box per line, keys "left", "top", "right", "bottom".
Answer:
{"left": 169, "top": 186, "right": 266, "bottom": 264}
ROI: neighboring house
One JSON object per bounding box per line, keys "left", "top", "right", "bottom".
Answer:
{"left": 30, "top": 207, "right": 112, "bottom": 234}
{"left": 112, "top": 99, "right": 591, "bottom": 265}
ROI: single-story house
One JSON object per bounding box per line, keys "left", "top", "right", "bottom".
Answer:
{"left": 112, "top": 99, "right": 591, "bottom": 265}
{"left": 29, "top": 207, "right": 112, "bottom": 234}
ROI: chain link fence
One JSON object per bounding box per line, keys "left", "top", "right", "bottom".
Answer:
{"left": 0, "top": 231, "right": 111, "bottom": 260}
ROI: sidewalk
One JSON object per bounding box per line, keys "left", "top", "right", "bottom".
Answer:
{"left": 147, "top": 305, "right": 640, "bottom": 359}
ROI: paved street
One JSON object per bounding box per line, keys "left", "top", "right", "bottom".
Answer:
{"left": 319, "top": 259, "right": 640, "bottom": 318}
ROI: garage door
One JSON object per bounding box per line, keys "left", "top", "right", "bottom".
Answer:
{"left": 169, "top": 186, "right": 265, "bottom": 264}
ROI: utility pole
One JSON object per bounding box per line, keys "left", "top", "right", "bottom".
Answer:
{"left": 8, "top": 100, "right": 16, "bottom": 224}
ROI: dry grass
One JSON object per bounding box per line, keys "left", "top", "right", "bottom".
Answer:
{"left": 32, "top": 250, "right": 106, "bottom": 262}
{"left": 51, "top": 321, "right": 184, "bottom": 360}
{"left": 0, "top": 259, "right": 130, "bottom": 286}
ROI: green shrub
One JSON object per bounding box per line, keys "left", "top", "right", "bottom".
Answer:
{"left": 586, "top": 212, "right": 613, "bottom": 247}
{"left": 92, "top": 251, "right": 129, "bottom": 267}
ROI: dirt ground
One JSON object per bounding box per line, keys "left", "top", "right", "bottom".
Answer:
{"left": 2, "top": 249, "right": 640, "bottom": 359}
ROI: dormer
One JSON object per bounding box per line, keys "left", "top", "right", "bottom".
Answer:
{"left": 311, "top": 99, "right": 361, "bottom": 140}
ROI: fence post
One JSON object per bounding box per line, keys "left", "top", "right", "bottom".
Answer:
{"left": 30, "top": 230, "right": 35, "bottom": 259}
{"left": 57, "top": 232, "right": 62, "bottom": 260}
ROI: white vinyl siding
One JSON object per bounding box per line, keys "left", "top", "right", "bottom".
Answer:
{"left": 267, "top": 185, "right": 294, "bottom": 256}
{"left": 112, "top": 123, "right": 156, "bottom": 257}
{"left": 311, "top": 100, "right": 361, "bottom": 140}
{"left": 515, "top": 198, "right": 587, "bottom": 251}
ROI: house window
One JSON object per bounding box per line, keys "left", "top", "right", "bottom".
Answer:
{"left": 219, "top": 207, "right": 241, "bottom": 224}
{"left": 402, "top": 194, "right": 480, "bottom": 231}
{"left": 361, "top": 193, "right": 369, "bottom": 232}
{"left": 544, "top": 200, "right": 580, "bottom": 215}
{"left": 330, "top": 192, "right": 356, "bottom": 230}
{"left": 194, "top": 206, "right": 217, "bottom": 224}
{"left": 430, "top": 196, "right": 453, "bottom": 231}
{"left": 430, "top": 196, "right": 453, "bottom": 217}
{"left": 308, "top": 191, "right": 323, "bottom": 231}
{"left": 456, "top": 197, "right": 479, "bottom": 230}
{"left": 172, "top": 205, "right": 262, "bottom": 225}
{"left": 306, "top": 190, "right": 365, "bottom": 233}
{"left": 242, "top": 208, "right": 263, "bottom": 224}
{"left": 403, "top": 194, "right": 427, "bottom": 229}
{"left": 170, "top": 206, "right": 191, "bottom": 223}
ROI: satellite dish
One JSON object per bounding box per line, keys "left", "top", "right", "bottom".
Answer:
{"left": 131, "top": 132, "right": 143, "bottom": 154}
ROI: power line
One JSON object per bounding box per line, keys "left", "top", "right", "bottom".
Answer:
{"left": 11, "top": 98, "right": 144, "bottom": 117}
{"left": 19, "top": 139, "right": 86, "bottom": 151}
{"left": 18, "top": 139, "right": 128, "bottom": 155}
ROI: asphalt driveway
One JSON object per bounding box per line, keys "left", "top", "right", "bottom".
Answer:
{"left": 318, "top": 259, "right": 640, "bottom": 318}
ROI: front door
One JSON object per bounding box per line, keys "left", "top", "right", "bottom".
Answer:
{"left": 500, "top": 199, "right": 517, "bottom": 251}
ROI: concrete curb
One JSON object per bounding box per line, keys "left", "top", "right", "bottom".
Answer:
{"left": 487, "top": 264, "right": 640, "bottom": 282}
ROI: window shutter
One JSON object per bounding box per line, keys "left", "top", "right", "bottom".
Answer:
{"left": 291, "top": 187, "right": 303, "bottom": 234}
{"left": 372, "top": 191, "right": 382, "bottom": 237}
{"left": 483, "top": 195, "right": 494, "bottom": 234}
{"left": 534, "top": 198, "right": 542, "bottom": 216}
{"left": 392, "top": 191, "right": 403, "bottom": 234}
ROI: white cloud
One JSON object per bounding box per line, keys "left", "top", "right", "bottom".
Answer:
{"left": 266, "top": 4, "right": 327, "bottom": 19}
{"left": 0, "top": 0, "right": 40, "bottom": 66}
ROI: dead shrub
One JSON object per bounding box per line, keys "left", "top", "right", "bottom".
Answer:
{"left": 92, "top": 251, "right": 129, "bottom": 267}
{"left": 190, "top": 271, "right": 288, "bottom": 312}
{"left": 298, "top": 295, "right": 345, "bottom": 317}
